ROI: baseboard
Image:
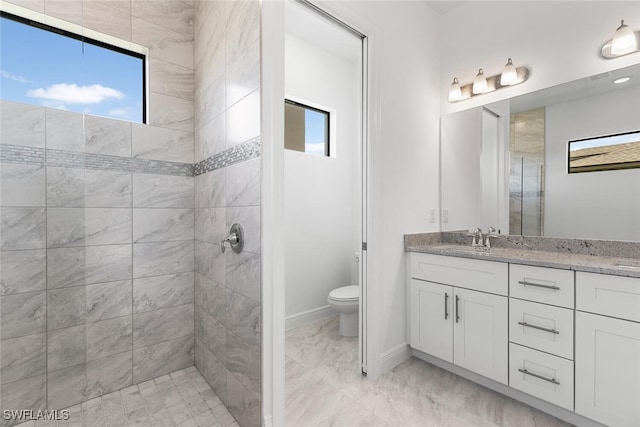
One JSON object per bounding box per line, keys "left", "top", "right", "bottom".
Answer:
{"left": 379, "top": 342, "right": 412, "bottom": 374}
{"left": 262, "top": 414, "right": 273, "bottom": 427}
{"left": 412, "top": 349, "right": 606, "bottom": 427}
{"left": 285, "top": 305, "right": 335, "bottom": 330}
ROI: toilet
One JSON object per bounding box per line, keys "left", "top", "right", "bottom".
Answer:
{"left": 327, "top": 285, "right": 359, "bottom": 337}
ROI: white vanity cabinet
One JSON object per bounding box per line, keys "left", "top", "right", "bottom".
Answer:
{"left": 575, "top": 272, "right": 640, "bottom": 427}
{"left": 409, "top": 253, "right": 508, "bottom": 384}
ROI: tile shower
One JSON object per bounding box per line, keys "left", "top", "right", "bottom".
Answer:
{"left": 0, "top": 1, "right": 261, "bottom": 426}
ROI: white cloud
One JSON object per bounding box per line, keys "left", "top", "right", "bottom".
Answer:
{"left": 108, "top": 108, "right": 129, "bottom": 117}
{"left": 27, "top": 83, "right": 124, "bottom": 105}
{"left": 1, "top": 69, "right": 31, "bottom": 83}
{"left": 305, "top": 142, "right": 326, "bottom": 155}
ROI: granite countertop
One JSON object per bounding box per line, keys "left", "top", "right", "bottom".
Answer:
{"left": 405, "top": 232, "right": 640, "bottom": 279}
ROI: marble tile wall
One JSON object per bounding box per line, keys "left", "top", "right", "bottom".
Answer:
{"left": 193, "top": 1, "right": 262, "bottom": 426}
{"left": 0, "top": 101, "right": 195, "bottom": 426}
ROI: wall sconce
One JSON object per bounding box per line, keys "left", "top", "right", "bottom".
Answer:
{"left": 448, "top": 58, "right": 529, "bottom": 102}
{"left": 602, "top": 20, "right": 639, "bottom": 58}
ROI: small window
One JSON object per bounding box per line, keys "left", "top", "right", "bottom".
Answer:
{"left": 284, "top": 99, "right": 330, "bottom": 156}
{"left": 1, "top": 11, "right": 146, "bottom": 123}
{"left": 568, "top": 130, "right": 640, "bottom": 173}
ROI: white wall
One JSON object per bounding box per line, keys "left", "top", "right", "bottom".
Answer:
{"left": 545, "top": 86, "right": 640, "bottom": 241}
{"left": 440, "top": 2, "right": 640, "bottom": 115}
{"left": 284, "top": 32, "right": 360, "bottom": 318}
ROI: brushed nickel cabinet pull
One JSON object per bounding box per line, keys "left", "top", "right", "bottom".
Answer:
{"left": 444, "top": 293, "right": 449, "bottom": 320}
{"left": 455, "top": 295, "right": 460, "bottom": 323}
{"left": 518, "top": 368, "right": 560, "bottom": 385}
{"left": 518, "top": 280, "right": 560, "bottom": 291}
{"left": 518, "top": 321, "right": 559, "bottom": 334}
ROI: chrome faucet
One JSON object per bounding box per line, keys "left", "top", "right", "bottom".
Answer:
{"left": 472, "top": 227, "right": 484, "bottom": 247}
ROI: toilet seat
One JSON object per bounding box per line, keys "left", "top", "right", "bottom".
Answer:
{"left": 328, "top": 285, "right": 359, "bottom": 302}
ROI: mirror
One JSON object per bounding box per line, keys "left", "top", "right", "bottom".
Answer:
{"left": 441, "top": 63, "right": 640, "bottom": 242}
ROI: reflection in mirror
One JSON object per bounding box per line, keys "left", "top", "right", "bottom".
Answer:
{"left": 441, "top": 63, "right": 640, "bottom": 241}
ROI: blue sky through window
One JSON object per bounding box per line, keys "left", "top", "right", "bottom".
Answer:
{"left": 1, "top": 14, "right": 144, "bottom": 123}
{"left": 304, "top": 108, "right": 328, "bottom": 156}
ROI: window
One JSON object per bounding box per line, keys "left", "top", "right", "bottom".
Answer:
{"left": 568, "top": 130, "right": 640, "bottom": 173}
{"left": 1, "top": 11, "right": 146, "bottom": 123}
{"left": 284, "top": 99, "right": 330, "bottom": 156}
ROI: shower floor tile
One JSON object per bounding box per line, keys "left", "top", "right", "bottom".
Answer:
{"left": 15, "top": 367, "right": 238, "bottom": 427}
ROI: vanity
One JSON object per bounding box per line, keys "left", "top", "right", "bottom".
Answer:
{"left": 405, "top": 233, "right": 640, "bottom": 427}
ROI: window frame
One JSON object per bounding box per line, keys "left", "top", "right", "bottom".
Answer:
{"left": 0, "top": 6, "right": 148, "bottom": 124}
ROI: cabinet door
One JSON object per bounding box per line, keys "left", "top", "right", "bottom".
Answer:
{"left": 453, "top": 288, "right": 508, "bottom": 384}
{"left": 410, "top": 279, "right": 453, "bottom": 362}
{"left": 575, "top": 312, "right": 640, "bottom": 427}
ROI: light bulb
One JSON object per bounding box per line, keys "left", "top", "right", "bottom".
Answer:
{"left": 500, "top": 58, "right": 518, "bottom": 86}
{"left": 449, "top": 77, "right": 462, "bottom": 101}
{"left": 611, "top": 20, "right": 638, "bottom": 55}
{"left": 472, "top": 68, "right": 488, "bottom": 94}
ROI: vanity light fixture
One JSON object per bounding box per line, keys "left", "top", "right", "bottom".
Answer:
{"left": 601, "top": 19, "right": 639, "bottom": 58}
{"left": 448, "top": 58, "right": 530, "bottom": 102}
{"left": 472, "top": 68, "right": 488, "bottom": 94}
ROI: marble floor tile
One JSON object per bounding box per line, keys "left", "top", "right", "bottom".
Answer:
{"left": 13, "top": 368, "right": 236, "bottom": 427}
{"left": 285, "top": 316, "right": 573, "bottom": 427}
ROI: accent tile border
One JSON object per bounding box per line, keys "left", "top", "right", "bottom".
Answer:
{"left": 194, "top": 137, "right": 261, "bottom": 176}
{"left": 1, "top": 137, "right": 261, "bottom": 177}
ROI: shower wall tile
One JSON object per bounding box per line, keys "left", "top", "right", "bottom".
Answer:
{"left": 226, "top": 291, "right": 260, "bottom": 344}
{"left": 225, "top": 0, "right": 260, "bottom": 68}
{"left": 195, "top": 76, "right": 225, "bottom": 132}
{"left": 226, "top": 368, "right": 260, "bottom": 427}
{"left": 0, "top": 333, "right": 47, "bottom": 384}
{"left": 0, "top": 101, "right": 45, "bottom": 148}
{"left": 87, "top": 316, "right": 133, "bottom": 361}
{"left": 133, "top": 335, "right": 194, "bottom": 384}
{"left": 132, "top": 123, "right": 193, "bottom": 164}
{"left": 195, "top": 169, "right": 225, "bottom": 208}
{"left": 133, "top": 304, "right": 194, "bottom": 349}
{"left": 131, "top": 0, "right": 194, "bottom": 36}
{"left": 93, "top": 0, "right": 130, "bottom": 14}
{"left": 0, "top": 249, "right": 47, "bottom": 295}
{"left": 0, "top": 207, "right": 46, "bottom": 250}
{"left": 149, "top": 91, "right": 195, "bottom": 133}
{"left": 47, "top": 244, "right": 132, "bottom": 289}
{"left": 0, "top": 291, "right": 46, "bottom": 340}
{"left": 46, "top": 167, "right": 132, "bottom": 208}
{"left": 0, "top": 163, "right": 46, "bottom": 206}
{"left": 225, "top": 157, "right": 260, "bottom": 207}
{"left": 47, "top": 208, "right": 132, "bottom": 247}
{"left": 195, "top": 273, "right": 230, "bottom": 327}
{"left": 44, "top": 0, "right": 82, "bottom": 25}
{"left": 226, "top": 39, "right": 260, "bottom": 109}
{"left": 226, "top": 251, "right": 261, "bottom": 303}
{"left": 82, "top": 0, "right": 131, "bottom": 41}
{"left": 194, "top": 35, "right": 225, "bottom": 103}
{"left": 85, "top": 115, "right": 132, "bottom": 157}
{"left": 86, "top": 280, "right": 133, "bottom": 322}
{"left": 133, "top": 272, "right": 194, "bottom": 314}
{"left": 86, "top": 351, "right": 133, "bottom": 400}
{"left": 47, "top": 324, "right": 87, "bottom": 371}
{"left": 226, "top": 330, "right": 260, "bottom": 397}
{"left": 226, "top": 206, "right": 260, "bottom": 254}
{"left": 133, "top": 208, "right": 194, "bottom": 243}
{"left": 47, "top": 286, "right": 86, "bottom": 330}
{"left": 195, "top": 208, "right": 226, "bottom": 245}
{"left": 195, "top": 306, "right": 226, "bottom": 364}
{"left": 225, "top": 89, "right": 260, "bottom": 149}
{"left": 133, "top": 240, "right": 194, "bottom": 278}
{"left": 47, "top": 363, "right": 86, "bottom": 410}
{"left": 131, "top": 17, "right": 193, "bottom": 68}
{"left": 133, "top": 173, "right": 194, "bottom": 208}
{"left": 0, "top": 375, "right": 47, "bottom": 415}
{"left": 195, "top": 112, "right": 225, "bottom": 162}
{"left": 45, "top": 108, "right": 84, "bottom": 152}
{"left": 194, "top": 240, "right": 225, "bottom": 284}
{"left": 150, "top": 58, "right": 195, "bottom": 101}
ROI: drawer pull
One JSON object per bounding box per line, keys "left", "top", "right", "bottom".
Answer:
{"left": 455, "top": 295, "right": 460, "bottom": 323}
{"left": 444, "top": 292, "right": 449, "bottom": 320}
{"left": 518, "top": 280, "right": 560, "bottom": 291}
{"left": 518, "top": 368, "right": 560, "bottom": 385}
{"left": 517, "top": 321, "right": 560, "bottom": 335}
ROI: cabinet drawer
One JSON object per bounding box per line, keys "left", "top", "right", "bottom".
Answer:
{"left": 576, "top": 272, "right": 640, "bottom": 322}
{"left": 509, "top": 343, "right": 574, "bottom": 411}
{"left": 411, "top": 253, "right": 508, "bottom": 295}
{"left": 509, "top": 264, "right": 574, "bottom": 308}
{"left": 509, "top": 299, "right": 574, "bottom": 359}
